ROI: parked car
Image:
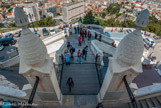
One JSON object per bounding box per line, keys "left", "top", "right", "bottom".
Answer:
{"left": 0, "top": 36, "right": 14, "bottom": 46}
{"left": 14, "top": 30, "right": 21, "bottom": 37}
{"left": 33, "top": 32, "right": 40, "bottom": 37}
{"left": 127, "top": 29, "right": 133, "bottom": 33}
{"left": 42, "top": 28, "right": 49, "bottom": 36}
{"left": 5, "top": 33, "right": 14, "bottom": 38}
{"left": 49, "top": 28, "right": 56, "bottom": 35}
{"left": 0, "top": 44, "right": 4, "bottom": 51}
{"left": 143, "top": 38, "right": 155, "bottom": 48}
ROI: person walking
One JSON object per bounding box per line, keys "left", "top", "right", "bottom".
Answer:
{"left": 88, "top": 31, "right": 90, "bottom": 40}
{"left": 88, "top": 31, "right": 91, "bottom": 40}
{"left": 66, "top": 77, "right": 74, "bottom": 92}
{"left": 84, "top": 45, "right": 88, "bottom": 60}
{"left": 74, "top": 26, "right": 77, "bottom": 34}
{"left": 64, "top": 29, "right": 67, "bottom": 37}
{"left": 84, "top": 29, "right": 87, "bottom": 38}
{"left": 77, "top": 49, "right": 82, "bottom": 64}
{"left": 82, "top": 35, "right": 85, "bottom": 44}
{"left": 77, "top": 26, "right": 80, "bottom": 33}
{"left": 80, "top": 25, "right": 83, "bottom": 31}
{"left": 78, "top": 36, "right": 81, "bottom": 46}
{"left": 95, "top": 32, "right": 98, "bottom": 39}
{"left": 80, "top": 29, "right": 84, "bottom": 37}
{"left": 67, "top": 40, "right": 70, "bottom": 50}
{"left": 82, "top": 47, "right": 86, "bottom": 59}
{"left": 99, "top": 34, "right": 102, "bottom": 41}
{"left": 64, "top": 49, "right": 70, "bottom": 65}
{"left": 69, "top": 27, "right": 72, "bottom": 35}
{"left": 69, "top": 45, "right": 75, "bottom": 59}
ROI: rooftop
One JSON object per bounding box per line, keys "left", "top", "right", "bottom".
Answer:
{"left": 63, "top": 1, "right": 84, "bottom": 7}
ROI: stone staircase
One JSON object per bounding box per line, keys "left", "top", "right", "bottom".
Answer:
{"left": 60, "top": 64, "right": 100, "bottom": 95}
{"left": 103, "top": 95, "right": 161, "bottom": 108}
{"left": 129, "top": 96, "right": 161, "bottom": 108}
{"left": 36, "top": 95, "right": 98, "bottom": 108}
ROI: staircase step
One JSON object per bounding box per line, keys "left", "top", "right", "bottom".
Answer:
{"left": 151, "top": 97, "right": 161, "bottom": 107}
{"left": 136, "top": 101, "right": 142, "bottom": 108}
{"left": 61, "top": 64, "right": 100, "bottom": 95}
{"left": 140, "top": 100, "right": 148, "bottom": 108}
{"left": 156, "top": 96, "right": 161, "bottom": 104}
{"left": 146, "top": 99, "right": 154, "bottom": 108}
{"left": 128, "top": 102, "right": 133, "bottom": 108}
{"left": 128, "top": 102, "right": 141, "bottom": 108}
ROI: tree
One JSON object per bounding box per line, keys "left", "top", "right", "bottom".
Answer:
{"left": 0, "top": 23, "right": 4, "bottom": 28}
{"left": 9, "top": 22, "right": 16, "bottom": 27}
{"left": 101, "top": 12, "right": 106, "bottom": 18}
{"left": 106, "top": 3, "right": 122, "bottom": 15}
{"left": 78, "top": 17, "right": 82, "bottom": 23}
{"left": 83, "top": 11, "right": 95, "bottom": 24}
{"left": 33, "top": 17, "right": 56, "bottom": 27}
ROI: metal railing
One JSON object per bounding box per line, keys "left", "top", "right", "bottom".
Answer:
{"left": 123, "top": 75, "right": 138, "bottom": 108}
{"left": 27, "top": 76, "right": 39, "bottom": 108}
{"left": 55, "top": 54, "right": 64, "bottom": 87}
{"left": 95, "top": 54, "right": 102, "bottom": 86}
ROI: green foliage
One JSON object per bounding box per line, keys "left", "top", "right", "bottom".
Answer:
{"left": 9, "top": 22, "right": 16, "bottom": 27}
{"left": 123, "top": 19, "right": 135, "bottom": 28}
{"left": 1, "top": 3, "right": 10, "bottom": 9}
{"left": 106, "top": 3, "right": 122, "bottom": 15}
{"left": 33, "top": 17, "right": 56, "bottom": 27}
{"left": 125, "top": 2, "right": 129, "bottom": 4}
{"left": 115, "top": 13, "right": 122, "bottom": 18}
{"left": 83, "top": 13, "right": 161, "bottom": 36}
{"left": 78, "top": 17, "right": 82, "bottom": 23}
{"left": 0, "top": 27, "right": 19, "bottom": 33}
{"left": 83, "top": 11, "right": 95, "bottom": 24}
{"left": 101, "top": 12, "right": 106, "bottom": 18}
{"left": 143, "top": 16, "right": 161, "bottom": 36}
{"left": 0, "top": 23, "right": 4, "bottom": 28}
{"left": 8, "top": 8, "right": 13, "bottom": 13}
{"left": 94, "top": 13, "right": 98, "bottom": 16}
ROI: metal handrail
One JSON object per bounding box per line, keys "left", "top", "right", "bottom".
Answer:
{"left": 123, "top": 75, "right": 138, "bottom": 108}
{"left": 59, "top": 54, "right": 64, "bottom": 88}
{"left": 95, "top": 54, "right": 102, "bottom": 86}
{"left": 27, "top": 76, "right": 39, "bottom": 108}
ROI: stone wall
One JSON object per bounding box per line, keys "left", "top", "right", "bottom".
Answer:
{"left": 0, "top": 56, "right": 19, "bottom": 68}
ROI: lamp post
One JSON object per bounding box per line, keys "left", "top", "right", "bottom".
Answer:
{"left": 121, "top": 13, "right": 128, "bottom": 32}
{"left": 29, "top": 13, "right": 36, "bottom": 32}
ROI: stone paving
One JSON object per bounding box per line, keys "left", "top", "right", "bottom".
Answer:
{"left": 0, "top": 66, "right": 28, "bottom": 89}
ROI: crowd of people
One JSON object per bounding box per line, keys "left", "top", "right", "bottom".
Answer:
{"left": 63, "top": 25, "right": 91, "bottom": 65}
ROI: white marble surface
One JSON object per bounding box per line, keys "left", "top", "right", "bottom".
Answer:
{"left": 134, "top": 83, "right": 161, "bottom": 96}
{"left": 43, "top": 31, "right": 65, "bottom": 45}
{"left": 92, "top": 40, "right": 116, "bottom": 56}
{"left": 0, "top": 86, "right": 26, "bottom": 97}
{"left": 46, "top": 39, "right": 65, "bottom": 54}
{"left": 0, "top": 75, "right": 19, "bottom": 89}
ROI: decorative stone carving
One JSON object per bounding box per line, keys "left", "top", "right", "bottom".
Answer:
{"left": 14, "top": 7, "right": 47, "bottom": 65}
{"left": 114, "top": 9, "right": 149, "bottom": 65}
{"left": 135, "top": 9, "right": 149, "bottom": 28}
{"left": 14, "top": 7, "right": 29, "bottom": 27}
{"left": 15, "top": 7, "right": 62, "bottom": 104}
{"left": 98, "top": 9, "right": 150, "bottom": 103}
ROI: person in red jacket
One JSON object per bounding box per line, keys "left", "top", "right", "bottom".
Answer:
{"left": 77, "top": 49, "right": 82, "bottom": 64}
{"left": 80, "top": 30, "right": 84, "bottom": 37}
{"left": 78, "top": 36, "right": 81, "bottom": 46}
